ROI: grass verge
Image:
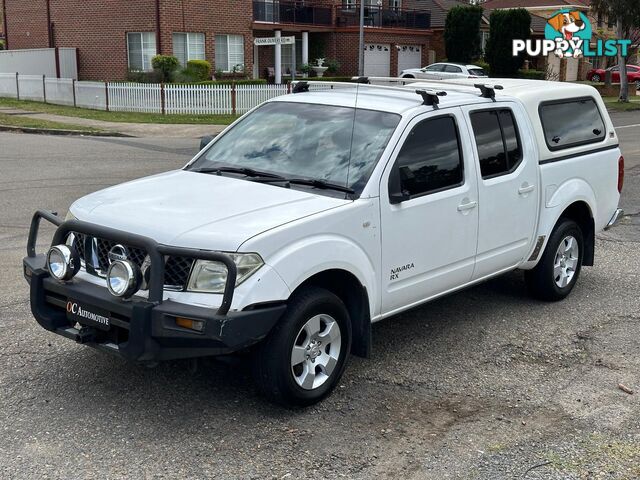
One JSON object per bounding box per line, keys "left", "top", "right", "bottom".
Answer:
{"left": 0, "top": 112, "right": 104, "bottom": 133}
{"left": 0, "top": 97, "right": 239, "bottom": 125}
{"left": 602, "top": 96, "right": 640, "bottom": 112}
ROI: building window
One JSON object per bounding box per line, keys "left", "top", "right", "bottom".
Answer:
{"left": 215, "top": 34, "right": 245, "bottom": 72}
{"left": 127, "top": 32, "right": 157, "bottom": 71}
{"left": 390, "top": 0, "right": 402, "bottom": 9}
{"left": 342, "top": 0, "right": 356, "bottom": 10}
{"left": 173, "top": 33, "right": 206, "bottom": 66}
{"left": 480, "top": 31, "right": 489, "bottom": 54}
{"left": 281, "top": 39, "right": 303, "bottom": 74}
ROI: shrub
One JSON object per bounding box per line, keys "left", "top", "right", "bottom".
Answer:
{"left": 444, "top": 5, "right": 484, "bottom": 64}
{"left": 126, "top": 69, "right": 162, "bottom": 83}
{"left": 183, "top": 59, "right": 212, "bottom": 82}
{"left": 518, "top": 69, "right": 545, "bottom": 80}
{"left": 198, "top": 79, "right": 268, "bottom": 85}
{"left": 324, "top": 59, "right": 340, "bottom": 74}
{"left": 485, "top": 9, "right": 531, "bottom": 77}
{"left": 151, "top": 55, "right": 180, "bottom": 82}
{"left": 474, "top": 60, "right": 490, "bottom": 75}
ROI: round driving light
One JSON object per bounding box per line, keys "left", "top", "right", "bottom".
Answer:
{"left": 106, "top": 260, "right": 141, "bottom": 298}
{"left": 47, "top": 245, "right": 80, "bottom": 281}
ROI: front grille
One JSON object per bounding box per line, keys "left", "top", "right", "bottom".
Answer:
{"left": 71, "top": 233, "right": 194, "bottom": 290}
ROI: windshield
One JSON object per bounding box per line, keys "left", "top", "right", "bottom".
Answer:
{"left": 188, "top": 101, "right": 400, "bottom": 195}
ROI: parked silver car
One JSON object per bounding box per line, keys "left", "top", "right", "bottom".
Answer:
{"left": 401, "top": 62, "right": 487, "bottom": 80}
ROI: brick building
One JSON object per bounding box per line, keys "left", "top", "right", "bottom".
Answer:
{"left": 1, "top": 0, "right": 435, "bottom": 81}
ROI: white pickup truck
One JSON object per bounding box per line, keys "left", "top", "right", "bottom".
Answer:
{"left": 24, "top": 78, "right": 624, "bottom": 406}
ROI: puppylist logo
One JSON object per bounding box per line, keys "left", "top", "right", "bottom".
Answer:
{"left": 513, "top": 8, "right": 632, "bottom": 59}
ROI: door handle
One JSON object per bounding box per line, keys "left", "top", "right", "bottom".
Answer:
{"left": 457, "top": 200, "right": 478, "bottom": 212}
{"left": 518, "top": 183, "right": 535, "bottom": 195}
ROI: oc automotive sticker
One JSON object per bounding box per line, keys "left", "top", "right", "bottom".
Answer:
{"left": 66, "top": 301, "right": 110, "bottom": 326}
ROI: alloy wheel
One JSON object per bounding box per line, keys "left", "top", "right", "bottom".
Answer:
{"left": 553, "top": 235, "right": 579, "bottom": 288}
{"left": 290, "top": 314, "right": 342, "bottom": 390}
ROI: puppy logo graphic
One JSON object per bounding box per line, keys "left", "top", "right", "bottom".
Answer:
{"left": 544, "top": 9, "right": 591, "bottom": 58}
{"left": 514, "top": 8, "right": 630, "bottom": 60}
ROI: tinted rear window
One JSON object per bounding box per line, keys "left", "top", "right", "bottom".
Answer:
{"left": 468, "top": 68, "right": 486, "bottom": 76}
{"left": 539, "top": 97, "right": 605, "bottom": 150}
{"left": 470, "top": 109, "right": 523, "bottom": 178}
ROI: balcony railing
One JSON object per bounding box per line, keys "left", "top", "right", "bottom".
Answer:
{"left": 252, "top": 1, "right": 431, "bottom": 30}
{"left": 336, "top": 5, "right": 431, "bottom": 30}
{"left": 253, "top": 1, "right": 333, "bottom": 26}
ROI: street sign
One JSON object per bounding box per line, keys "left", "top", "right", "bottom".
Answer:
{"left": 254, "top": 36, "right": 296, "bottom": 46}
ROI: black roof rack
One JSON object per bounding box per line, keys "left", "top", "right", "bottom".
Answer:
{"left": 416, "top": 89, "right": 447, "bottom": 109}
{"left": 292, "top": 81, "right": 309, "bottom": 93}
{"left": 354, "top": 76, "right": 370, "bottom": 84}
{"left": 474, "top": 83, "right": 504, "bottom": 101}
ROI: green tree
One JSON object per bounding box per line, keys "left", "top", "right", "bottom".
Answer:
{"left": 591, "top": 0, "right": 640, "bottom": 102}
{"left": 444, "top": 5, "right": 484, "bottom": 63}
{"left": 151, "top": 55, "right": 180, "bottom": 83}
{"left": 485, "top": 9, "right": 531, "bottom": 77}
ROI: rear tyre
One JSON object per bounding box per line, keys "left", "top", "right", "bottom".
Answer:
{"left": 591, "top": 74, "right": 601, "bottom": 82}
{"left": 252, "top": 287, "right": 351, "bottom": 407}
{"left": 402, "top": 74, "right": 415, "bottom": 79}
{"left": 525, "top": 219, "right": 584, "bottom": 301}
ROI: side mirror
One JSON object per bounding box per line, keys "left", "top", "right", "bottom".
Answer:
{"left": 389, "top": 191, "right": 411, "bottom": 204}
{"left": 388, "top": 166, "right": 412, "bottom": 204}
{"left": 199, "top": 135, "right": 216, "bottom": 151}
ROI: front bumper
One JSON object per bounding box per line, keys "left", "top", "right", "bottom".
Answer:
{"left": 23, "top": 211, "right": 286, "bottom": 362}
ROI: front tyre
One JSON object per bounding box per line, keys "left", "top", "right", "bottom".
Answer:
{"left": 525, "top": 219, "right": 584, "bottom": 301}
{"left": 252, "top": 287, "right": 351, "bottom": 407}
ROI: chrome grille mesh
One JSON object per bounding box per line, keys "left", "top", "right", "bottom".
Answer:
{"left": 72, "top": 233, "right": 194, "bottom": 290}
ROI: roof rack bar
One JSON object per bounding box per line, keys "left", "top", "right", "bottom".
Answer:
{"left": 416, "top": 89, "right": 447, "bottom": 109}
{"left": 351, "top": 76, "right": 423, "bottom": 85}
{"left": 474, "top": 83, "right": 504, "bottom": 101}
{"left": 291, "top": 79, "right": 445, "bottom": 99}
{"left": 292, "top": 81, "right": 309, "bottom": 93}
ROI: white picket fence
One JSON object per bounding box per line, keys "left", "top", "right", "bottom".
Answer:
{"left": 0, "top": 73, "right": 317, "bottom": 115}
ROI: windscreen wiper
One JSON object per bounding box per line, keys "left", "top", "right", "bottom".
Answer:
{"left": 255, "top": 177, "right": 355, "bottom": 194}
{"left": 191, "top": 166, "right": 285, "bottom": 180}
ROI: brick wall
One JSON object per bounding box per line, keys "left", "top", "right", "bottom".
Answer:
{"left": 4, "top": 0, "right": 50, "bottom": 50}
{"left": 4, "top": 0, "right": 434, "bottom": 80}
{"left": 4, "top": 0, "right": 253, "bottom": 80}
{"left": 158, "top": 0, "right": 253, "bottom": 76}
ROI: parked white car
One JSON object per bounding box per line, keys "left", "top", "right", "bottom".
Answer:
{"left": 24, "top": 77, "right": 624, "bottom": 407}
{"left": 401, "top": 62, "right": 487, "bottom": 79}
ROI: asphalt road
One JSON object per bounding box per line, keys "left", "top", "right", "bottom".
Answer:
{"left": 0, "top": 113, "right": 639, "bottom": 479}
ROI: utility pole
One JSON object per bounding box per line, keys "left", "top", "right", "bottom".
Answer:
{"left": 358, "top": 0, "right": 365, "bottom": 76}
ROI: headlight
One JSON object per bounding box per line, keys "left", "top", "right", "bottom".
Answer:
{"left": 65, "top": 211, "right": 77, "bottom": 221}
{"left": 47, "top": 245, "right": 80, "bottom": 281}
{"left": 187, "top": 253, "right": 264, "bottom": 293}
{"left": 106, "top": 260, "right": 142, "bottom": 298}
